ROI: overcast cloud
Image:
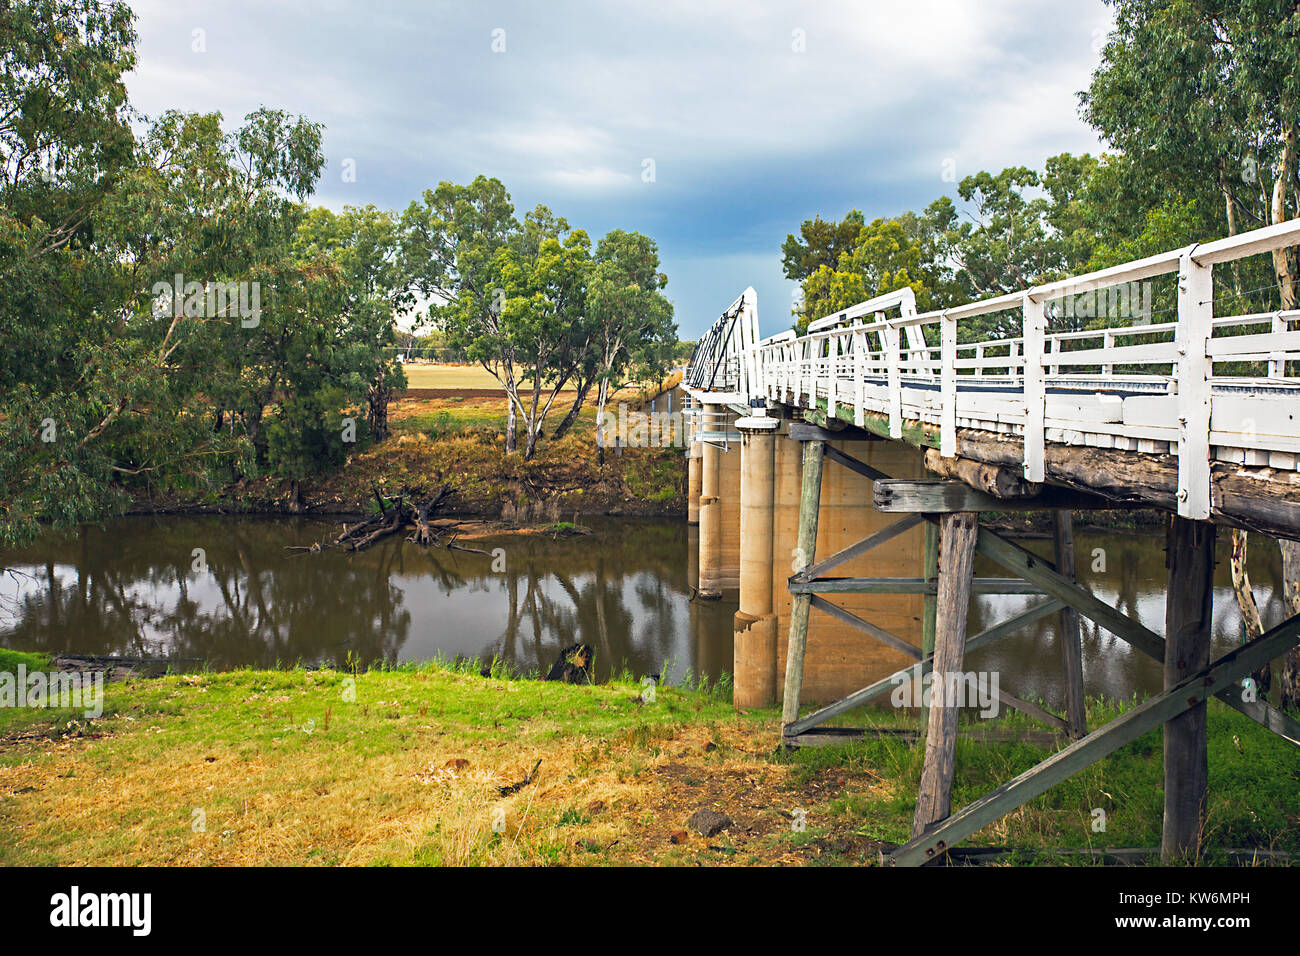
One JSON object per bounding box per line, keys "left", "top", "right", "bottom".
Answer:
{"left": 124, "top": 0, "right": 1114, "bottom": 337}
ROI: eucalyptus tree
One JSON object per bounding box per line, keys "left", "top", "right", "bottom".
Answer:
{"left": 797, "top": 216, "right": 933, "bottom": 328}
{"left": 295, "top": 205, "right": 409, "bottom": 441}
{"left": 1082, "top": 0, "right": 1300, "bottom": 311}
{"left": 400, "top": 176, "right": 526, "bottom": 450}
{"left": 0, "top": 1, "right": 141, "bottom": 543}
{"left": 582, "top": 230, "right": 676, "bottom": 464}
{"left": 496, "top": 208, "right": 592, "bottom": 459}
{"left": 124, "top": 107, "right": 325, "bottom": 468}
{"left": 781, "top": 210, "right": 866, "bottom": 283}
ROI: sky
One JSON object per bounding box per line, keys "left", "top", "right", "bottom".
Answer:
{"left": 123, "top": 0, "right": 1115, "bottom": 339}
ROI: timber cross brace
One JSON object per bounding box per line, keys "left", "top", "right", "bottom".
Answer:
{"left": 778, "top": 439, "right": 1300, "bottom": 867}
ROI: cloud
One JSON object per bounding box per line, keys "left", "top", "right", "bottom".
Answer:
{"left": 123, "top": 0, "right": 1114, "bottom": 336}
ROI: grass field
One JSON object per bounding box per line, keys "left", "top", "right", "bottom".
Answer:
{"left": 400, "top": 363, "right": 505, "bottom": 391}
{"left": 2, "top": 653, "right": 1296, "bottom": 866}
{"left": 398, "top": 363, "right": 681, "bottom": 399}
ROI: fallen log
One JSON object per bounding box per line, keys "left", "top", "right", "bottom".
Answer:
{"left": 290, "top": 484, "right": 458, "bottom": 554}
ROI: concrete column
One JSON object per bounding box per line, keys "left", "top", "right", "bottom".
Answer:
{"left": 734, "top": 414, "right": 778, "bottom": 708}
{"left": 697, "top": 404, "right": 723, "bottom": 599}
{"left": 687, "top": 448, "right": 702, "bottom": 525}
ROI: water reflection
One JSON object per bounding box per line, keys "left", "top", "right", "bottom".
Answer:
{"left": 1, "top": 517, "right": 1290, "bottom": 704}
{"left": 967, "top": 530, "right": 1289, "bottom": 709}
{"left": 0, "top": 516, "right": 736, "bottom": 684}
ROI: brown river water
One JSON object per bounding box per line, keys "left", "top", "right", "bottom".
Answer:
{"left": 0, "top": 515, "right": 1290, "bottom": 708}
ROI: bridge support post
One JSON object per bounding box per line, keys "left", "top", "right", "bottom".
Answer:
{"left": 781, "top": 439, "right": 825, "bottom": 727}
{"left": 912, "top": 511, "right": 979, "bottom": 842}
{"left": 734, "top": 416, "right": 778, "bottom": 708}
{"left": 919, "top": 520, "right": 939, "bottom": 726}
{"left": 697, "top": 404, "right": 723, "bottom": 599}
{"left": 1053, "top": 510, "right": 1088, "bottom": 739}
{"left": 1162, "top": 515, "right": 1216, "bottom": 861}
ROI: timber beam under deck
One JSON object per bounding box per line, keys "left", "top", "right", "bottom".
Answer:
{"left": 795, "top": 399, "right": 1300, "bottom": 541}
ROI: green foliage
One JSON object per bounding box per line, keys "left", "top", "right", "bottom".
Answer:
{"left": 265, "top": 387, "right": 368, "bottom": 478}
{"left": 1082, "top": 0, "right": 1298, "bottom": 310}
{"left": 402, "top": 184, "right": 676, "bottom": 459}
{"left": 0, "top": 649, "right": 52, "bottom": 673}
{"left": 5, "top": 1, "right": 685, "bottom": 541}
{"left": 781, "top": 210, "right": 866, "bottom": 282}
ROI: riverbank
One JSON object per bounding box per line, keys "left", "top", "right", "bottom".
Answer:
{"left": 2, "top": 654, "right": 1296, "bottom": 866}
{"left": 130, "top": 377, "right": 688, "bottom": 523}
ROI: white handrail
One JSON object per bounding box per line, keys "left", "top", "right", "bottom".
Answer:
{"left": 685, "top": 216, "right": 1300, "bottom": 520}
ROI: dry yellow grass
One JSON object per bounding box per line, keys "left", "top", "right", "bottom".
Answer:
{"left": 2, "top": 665, "right": 886, "bottom": 866}
{"left": 401, "top": 363, "right": 504, "bottom": 390}
{"left": 400, "top": 363, "right": 681, "bottom": 403}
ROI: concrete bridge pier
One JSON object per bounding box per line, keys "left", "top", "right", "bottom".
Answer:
{"left": 687, "top": 447, "right": 701, "bottom": 526}
{"left": 733, "top": 413, "right": 779, "bottom": 708}
{"left": 696, "top": 404, "right": 723, "bottom": 598}
{"left": 695, "top": 403, "right": 741, "bottom": 598}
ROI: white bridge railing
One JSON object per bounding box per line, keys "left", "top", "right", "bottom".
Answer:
{"left": 685, "top": 217, "right": 1300, "bottom": 520}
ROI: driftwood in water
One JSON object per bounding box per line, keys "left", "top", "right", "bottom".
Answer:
{"left": 288, "top": 484, "right": 455, "bottom": 554}
{"left": 545, "top": 643, "right": 595, "bottom": 684}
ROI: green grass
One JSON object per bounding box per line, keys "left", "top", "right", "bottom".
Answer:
{"left": 4, "top": 659, "right": 1291, "bottom": 866}
{"left": 392, "top": 405, "right": 507, "bottom": 438}
{"left": 0, "top": 649, "right": 51, "bottom": 672}
{"left": 0, "top": 659, "right": 752, "bottom": 865}
{"left": 773, "top": 696, "right": 1300, "bottom": 863}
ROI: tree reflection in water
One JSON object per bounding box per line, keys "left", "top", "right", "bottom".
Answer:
{"left": 0, "top": 516, "right": 728, "bottom": 684}
{"left": 7, "top": 517, "right": 1276, "bottom": 702}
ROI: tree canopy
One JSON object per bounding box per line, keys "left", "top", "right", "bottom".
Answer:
{"left": 0, "top": 0, "right": 678, "bottom": 545}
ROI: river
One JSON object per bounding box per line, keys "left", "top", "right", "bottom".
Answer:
{"left": 0, "top": 516, "right": 1290, "bottom": 707}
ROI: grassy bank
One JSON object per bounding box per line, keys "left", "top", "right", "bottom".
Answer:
{"left": 2, "top": 658, "right": 1297, "bottom": 866}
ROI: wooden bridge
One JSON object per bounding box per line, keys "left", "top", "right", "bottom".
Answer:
{"left": 681, "top": 217, "right": 1300, "bottom": 866}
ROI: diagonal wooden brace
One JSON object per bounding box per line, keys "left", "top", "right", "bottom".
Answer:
{"left": 784, "top": 599, "right": 1065, "bottom": 737}
{"left": 974, "top": 525, "right": 1165, "bottom": 662}
{"left": 887, "top": 609, "right": 1300, "bottom": 866}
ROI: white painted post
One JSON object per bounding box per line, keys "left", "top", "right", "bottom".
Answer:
{"left": 853, "top": 328, "right": 865, "bottom": 427}
{"left": 827, "top": 333, "right": 838, "bottom": 418}
{"left": 1009, "top": 340, "right": 1019, "bottom": 381}
{"left": 1022, "top": 295, "right": 1047, "bottom": 482}
{"left": 798, "top": 340, "right": 807, "bottom": 406}
{"left": 746, "top": 298, "right": 761, "bottom": 398}
{"left": 1269, "top": 312, "right": 1286, "bottom": 379}
{"left": 886, "top": 323, "right": 902, "bottom": 439}
{"left": 1176, "top": 250, "right": 1213, "bottom": 519}
{"left": 940, "top": 311, "right": 957, "bottom": 457}
{"left": 975, "top": 344, "right": 984, "bottom": 378}
{"left": 1049, "top": 337, "right": 1060, "bottom": 377}
{"left": 1102, "top": 331, "right": 1114, "bottom": 376}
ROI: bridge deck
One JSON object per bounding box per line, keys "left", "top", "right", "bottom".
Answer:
{"left": 684, "top": 218, "right": 1300, "bottom": 537}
